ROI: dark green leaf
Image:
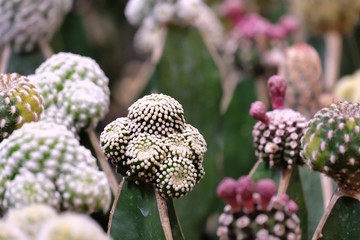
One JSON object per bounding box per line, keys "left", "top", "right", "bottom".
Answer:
{"left": 321, "top": 196, "right": 360, "bottom": 240}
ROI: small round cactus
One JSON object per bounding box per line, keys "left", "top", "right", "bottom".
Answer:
{"left": 301, "top": 101, "right": 360, "bottom": 193}
{"left": 250, "top": 75, "right": 307, "bottom": 169}
{"left": 217, "top": 176, "right": 301, "bottom": 240}
{"left": 0, "top": 0, "right": 73, "bottom": 52}
{"left": 33, "top": 52, "right": 110, "bottom": 132}
{"left": 0, "top": 121, "right": 110, "bottom": 213}
{"left": 37, "top": 213, "right": 108, "bottom": 240}
{"left": 0, "top": 73, "right": 44, "bottom": 141}
{"left": 100, "top": 93, "right": 207, "bottom": 199}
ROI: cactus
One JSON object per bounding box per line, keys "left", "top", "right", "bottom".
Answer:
{"left": 0, "top": 73, "right": 44, "bottom": 141}
{"left": 334, "top": 70, "right": 360, "bottom": 102}
{"left": 0, "top": 121, "right": 111, "bottom": 213}
{"left": 250, "top": 75, "right": 307, "bottom": 169}
{"left": 0, "top": 0, "right": 73, "bottom": 53}
{"left": 217, "top": 176, "right": 301, "bottom": 240}
{"left": 278, "top": 43, "right": 323, "bottom": 119}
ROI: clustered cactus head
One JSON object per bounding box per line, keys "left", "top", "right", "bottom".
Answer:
{"left": 292, "top": 0, "right": 360, "bottom": 34}
{"left": 301, "top": 101, "right": 360, "bottom": 193}
{"left": 32, "top": 52, "right": 110, "bottom": 132}
{"left": 0, "top": 121, "right": 111, "bottom": 213}
{"left": 279, "top": 43, "right": 323, "bottom": 119}
{"left": 250, "top": 75, "right": 307, "bottom": 169}
{"left": 0, "top": 73, "right": 44, "bottom": 142}
{"left": 100, "top": 93, "right": 207, "bottom": 199}
{"left": 1, "top": 204, "right": 108, "bottom": 240}
{"left": 0, "top": 0, "right": 73, "bottom": 52}
{"left": 217, "top": 176, "right": 301, "bottom": 240}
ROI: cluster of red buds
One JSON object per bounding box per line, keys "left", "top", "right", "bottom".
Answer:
{"left": 216, "top": 176, "right": 301, "bottom": 240}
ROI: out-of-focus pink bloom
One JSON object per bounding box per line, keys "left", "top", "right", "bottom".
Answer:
{"left": 256, "top": 179, "right": 277, "bottom": 210}
{"left": 221, "top": 0, "right": 245, "bottom": 24}
{"left": 268, "top": 75, "right": 287, "bottom": 110}
{"left": 236, "top": 13, "right": 271, "bottom": 39}
{"left": 279, "top": 15, "right": 299, "bottom": 35}
{"left": 217, "top": 177, "right": 240, "bottom": 210}
{"left": 235, "top": 176, "right": 256, "bottom": 213}
{"left": 265, "top": 24, "right": 287, "bottom": 40}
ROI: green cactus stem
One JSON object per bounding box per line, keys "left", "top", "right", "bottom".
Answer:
{"left": 217, "top": 176, "right": 301, "bottom": 240}
{"left": 0, "top": 73, "right": 44, "bottom": 141}
{"left": 250, "top": 75, "right": 307, "bottom": 169}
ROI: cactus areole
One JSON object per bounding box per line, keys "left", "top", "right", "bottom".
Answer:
{"left": 302, "top": 101, "right": 360, "bottom": 193}
{"left": 100, "top": 93, "right": 207, "bottom": 199}
{"left": 250, "top": 75, "right": 307, "bottom": 169}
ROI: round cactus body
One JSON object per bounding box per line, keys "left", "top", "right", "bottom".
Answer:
{"left": 100, "top": 93, "right": 207, "bottom": 199}
{"left": 301, "top": 101, "right": 360, "bottom": 192}
{"left": 0, "top": 0, "right": 73, "bottom": 52}
{"left": 0, "top": 73, "right": 44, "bottom": 141}
{"left": 217, "top": 177, "right": 301, "bottom": 240}
{"left": 279, "top": 43, "right": 323, "bottom": 119}
{"left": 0, "top": 221, "right": 29, "bottom": 240}
{"left": 250, "top": 76, "right": 307, "bottom": 169}
{"left": 0, "top": 121, "right": 110, "bottom": 213}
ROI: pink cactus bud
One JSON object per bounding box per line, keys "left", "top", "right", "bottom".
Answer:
{"left": 256, "top": 179, "right": 277, "bottom": 210}
{"left": 217, "top": 177, "right": 239, "bottom": 210}
{"left": 235, "top": 176, "right": 256, "bottom": 213}
{"left": 279, "top": 15, "right": 299, "bottom": 35}
{"left": 265, "top": 24, "right": 287, "bottom": 40}
{"left": 287, "top": 200, "right": 298, "bottom": 213}
{"left": 268, "top": 75, "right": 287, "bottom": 110}
{"left": 221, "top": 0, "right": 245, "bottom": 24}
{"left": 278, "top": 193, "right": 290, "bottom": 203}
{"left": 250, "top": 101, "right": 269, "bottom": 124}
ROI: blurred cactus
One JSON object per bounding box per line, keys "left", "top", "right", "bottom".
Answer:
{"left": 292, "top": 0, "right": 360, "bottom": 34}
{"left": 0, "top": 121, "right": 111, "bottom": 213}
{"left": 0, "top": 0, "right": 73, "bottom": 52}
{"left": 334, "top": 70, "right": 360, "bottom": 102}
{"left": 217, "top": 176, "right": 301, "bottom": 240}
{"left": 250, "top": 75, "right": 307, "bottom": 169}
{"left": 1, "top": 204, "right": 107, "bottom": 240}
{"left": 279, "top": 43, "right": 323, "bottom": 119}
{"left": 100, "top": 93, "right": 206, "bottom": 199}
{"left": 0, "top": 73, "right": 44, "bottom": 141}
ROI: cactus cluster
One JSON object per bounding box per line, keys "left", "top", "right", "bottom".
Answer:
{"left": 29, "top": 52, "right": 110, "bottom": 133}
{"left": 0, "top": 0, "right": 73, "bottom": 52}
{"left": 125, "top": 0, "right": 222, "bottom": 52}
{"left": 279, "top": 43, "right": 323, "bottom": 119}
{"left": 292, "top": 0, "right": 360, "bottom": 34}
{"left": 250, "top": 75, "right": 307, "bottom": 169}
{"left": 301, "top": 101, "right": 360, "bottom": 193}
{"left": 0, "top": 73, "right": 44, "bottom": 142}
{"left": 217, "top": 176, "right": 301, "bottom": 240}
{"left": 0, "top": 121, "right": 111, "bottom": 213}
{"left": 100, "top": 93, "right": 207, "bottom": 199}
{"left": 0, "top": 204, "right": 107, "bottom": 240}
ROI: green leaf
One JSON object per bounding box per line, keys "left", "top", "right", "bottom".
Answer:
{"left": 299, "top": 167, "right": 324, "bottom": 239}
{"left": 222, "top": 77, "right": 258, "bottom": 178}
{"left": 145, "top": 26, "right": 223, "bottom": 239}
{"left": 321, "top": 196, "right": 360, "bottom": 240}
{"left": 287, "top": 166, "right": 309, "bottom": 240}
{"left": 109, "top": 181, "right": 184, "bottom": 240}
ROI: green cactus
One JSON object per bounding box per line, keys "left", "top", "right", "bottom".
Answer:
{"left": 0, "top": 73, "right": 44, "bottom": 141}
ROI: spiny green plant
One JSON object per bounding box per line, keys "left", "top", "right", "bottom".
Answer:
{"left": 0, "top": 73, "right": 44, "bottom": 141}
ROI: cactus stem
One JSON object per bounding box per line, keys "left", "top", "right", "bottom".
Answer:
{"left": 248, "top": 159, "right": 262, "bottom": 177}
{"left": 320, "top": 174, "right": 333, "bottom": 208}
{"left": 88, "top": 129, "right": 119, "bottom": 195}
{"left": 312, "top": 188, "right": 342, "bottom": 240}
{"left": 324, "top": 30, "right": 342, "bottom": 92}
{"left": 107, "top": 178, "right": 125, "bottom": 237}
{"left": 0, "top": 44, "right": 11, "bottom": 73}
{"left": 38, "top": 40, "right": 54, "bottom": 59}
{"left": 155, "top": 190, "right": 174, "bottom": 240}
{"left": 277, "top": 168, "right": 292, "bottom": 195}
